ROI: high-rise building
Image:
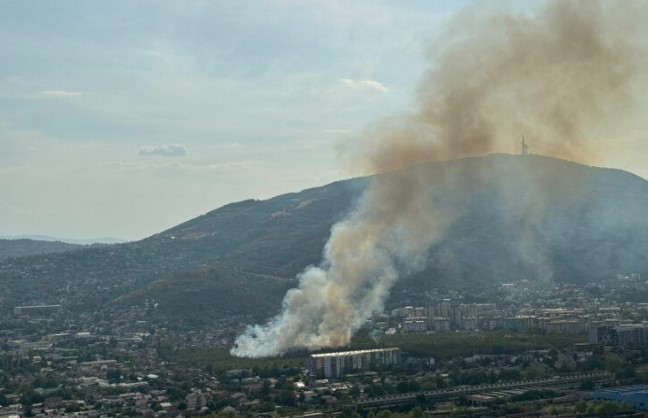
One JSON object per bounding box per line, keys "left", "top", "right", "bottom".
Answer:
{"left": 307, "top": 348, "right": 401, "bottom": 378}
{"left": 590, "top": 324, "right": 648, "bottom": 346}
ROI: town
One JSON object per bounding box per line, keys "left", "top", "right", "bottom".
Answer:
{"left": 4, "top": 0, "right": 648, "bottom": 416}
{"left": 3, "top": 273, "right": 648, "bottom": 417}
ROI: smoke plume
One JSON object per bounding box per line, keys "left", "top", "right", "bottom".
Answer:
{"left": 231, "top": 0, "right": 643, "bottom": 358}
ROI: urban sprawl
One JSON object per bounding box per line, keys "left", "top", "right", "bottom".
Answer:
{"left": 3, "top": 274, "right": 648, "bottom": 417}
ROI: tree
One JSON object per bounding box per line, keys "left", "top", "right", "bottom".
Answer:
{"left": 261, "top": 381, "right": 271, "bottom": 396}
{"left": 366, "top": 384, "right": 386, "bottom": 397}
{"left": 377, "top": 410, "right": 392, "bottom": 418}
{"left": 619, "top": 400, "right": 633, "bottom": 413}
{"left": 397, "top": 381, "right": 420, "bottom": 393}
{"left": 615, "top": 365, "right": 636, "bottom": 379}
{"left": 106, "top": 368, "right": 121, "bottom": 384}
{"left": 410, "top": 406, "right": 424, "bottom": 418}
{"left": 548, "top": 348, "right": 559, "bottom": 364}
{"left": 24, "top": 405, "right": 33, "bottom": 417}
{"left": 575, "top": 401, "right": 587, "bottom": 414}
{"left": 605, "top": 357, "right": 622, "bottom": 374}
{"left": 279, "top": 389, "right": 296, "bottom": 406}
{"left": 523, "top": 366, "right": 545, "bottom": 380}
{"left": 595, "top": 400, "right": 619, "bottom": 417}
{"left": 260, "top": 401, "right": 275, "bottom": 412}
{"left": 64, "top": 403, "right": 80, "bottom": 413}
{"left": 579, "top": 380, "right": 594, "bottom": 391}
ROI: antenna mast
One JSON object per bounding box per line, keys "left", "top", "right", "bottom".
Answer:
{"left": 520, "top": 137, "right": 529, "bottom": 156}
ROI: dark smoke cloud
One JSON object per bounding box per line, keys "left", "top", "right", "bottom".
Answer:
{"left": 232, "top": 0, "right": 645, "bottom": 358}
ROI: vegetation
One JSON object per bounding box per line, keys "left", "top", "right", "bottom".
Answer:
{"left": 346, "top": 331, "right": 583, "bottom": 360}
{"left": 118, "top": 265, "right": 294, "bottom": 324}
{"left": 167, "top": 331, "right": 582, "bottom": 373}
{"left": 2, "top": 155, "right": 648, "bottom": 322}
{"left": 0, "top": 238, "right": 82, "bottom": 260}
{"left": 162, "top": 347, "right": 303, "bottom": 372}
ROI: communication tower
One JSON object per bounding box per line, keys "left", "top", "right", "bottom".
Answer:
{"left": 520, "top": 137, "right": 530, "bottom": 156}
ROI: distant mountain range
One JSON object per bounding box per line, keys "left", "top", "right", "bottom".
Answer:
{"left": 0, "top": 239, "right": 83, "bottom": 260}
{"left": 0, "top": 235, "right": 126, "bottom": 262}
{"left": 1, "top": 154, "right": 647, "bottom": 324}
{"left": 0, "top": 235, "right": 127, "bottom": 245}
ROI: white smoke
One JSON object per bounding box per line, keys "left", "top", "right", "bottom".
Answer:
{"left": 232, "top": 169, "right": 449, "bottom": 357}
{"left": 231, "top": 0, "right": 645, "bottom": 358}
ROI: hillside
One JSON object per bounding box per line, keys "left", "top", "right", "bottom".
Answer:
{"left": 114, "top": 265, "right": 294, "bottom": 325}
{"left": 1, "top": 154, "right": 647, "bottom": 320}
{"left": 0, "top": 238, "right": 83, "bottom": 260}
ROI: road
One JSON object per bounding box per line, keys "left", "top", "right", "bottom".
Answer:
{"left": 348, "top": 372, "right": 612, "bottom": 408}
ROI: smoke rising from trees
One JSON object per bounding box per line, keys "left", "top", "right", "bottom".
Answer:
{"left": 231, "top": 0, "right": 646, "bottom": 358}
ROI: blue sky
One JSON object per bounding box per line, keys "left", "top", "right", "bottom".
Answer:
{"left": 1, "top": 0, "right": 645, "bottom": 241}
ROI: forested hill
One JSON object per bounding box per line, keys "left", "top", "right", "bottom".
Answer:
{"left": 0, "top": 238, "right": 83, "bottom": 260}
{"left": 1, "top": 154, "right": 647, "bottom": 320}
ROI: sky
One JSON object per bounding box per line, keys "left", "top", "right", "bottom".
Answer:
{"left": 1, "top": 0, "right": 646, "bottom": 241}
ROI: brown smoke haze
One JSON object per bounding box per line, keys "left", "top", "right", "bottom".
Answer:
{"left": 344, "top": 0, "right": 644, "bottom": 175}
{"left": 231, "top": 0, "right": 648, "bottom": 358}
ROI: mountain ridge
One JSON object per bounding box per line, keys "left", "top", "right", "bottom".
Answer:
{"left": 0, "top": 235, "right": 127, "bottom": 245}
{"left": 1, "top": 154, "right": 647, "bottom": 322}
{"left": 0, "top": 238, "right": 84, "bottom": 260}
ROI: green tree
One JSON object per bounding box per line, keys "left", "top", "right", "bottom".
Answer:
{"left": 522, "top": 366, "right": 545, "bottom": 380}
{"left": 595, "top": 400, "right": 619, "bottom": 417}
{"left": 619, "top": 400, "right": 633, "bottom": 412}
{"left": 365, "top": 384, "right": 386, "bottom": 397}
{"left": 574, "top": 401, "right": 587, "bottom": 414}
{"left": 279, "top": 389, "right": 295, "bottom": 406}
{"left": 377, "top": 410, "right": 392, "bottom": 418}
{"left": 410, "top": 406, "right": 424, "bottom": 418}
{"left": 605, "top": 357, "right": 622, "bottom": 374}
{"left": 615, "top": 365, "right": 636, "bottom": 379}
{"left": 579, "top": 380, "right": 594, "bottom": 390}
{"left": 260, "top": 401, "right": 275, "bottom": 412}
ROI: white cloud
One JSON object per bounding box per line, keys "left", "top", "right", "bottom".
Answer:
{"left": 339, "top": 78, "right": 388, "bottom": 93}
{"left": 137, "top": 143, "right": 188, "bottom": 157}
{"left": 41, "top": 90, "right": 82, "bottom": 99}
